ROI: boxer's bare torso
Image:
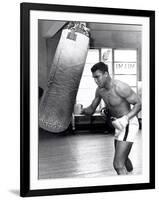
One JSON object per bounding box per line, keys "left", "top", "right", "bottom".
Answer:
{"left": 82, "top": 69, "right": 141, "bottom": 121}
{"left": 97, "top": 80, "right": 131, "bottom": 118}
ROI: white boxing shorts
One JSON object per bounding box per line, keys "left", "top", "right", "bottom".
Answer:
{"left": 114, "top": 116, "right": 139, "bottom": 142}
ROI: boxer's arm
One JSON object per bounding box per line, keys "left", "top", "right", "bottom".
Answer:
{"left": 116, "top": 82, "right": 141, "bottom": 120}
{"left": 81, "top": 88, "right": 101, "bottom": 115}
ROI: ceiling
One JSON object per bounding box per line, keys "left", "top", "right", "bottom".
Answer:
{"left": 39, "top": 20, "right": 142, "bottom": 38}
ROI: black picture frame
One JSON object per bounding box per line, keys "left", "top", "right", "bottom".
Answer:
{"left": 20, "top": 2, "right": 155, "bottom": 197}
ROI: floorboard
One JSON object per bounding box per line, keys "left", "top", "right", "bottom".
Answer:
{"left": 38, "top": 129, "right": 142, "bottom": 179}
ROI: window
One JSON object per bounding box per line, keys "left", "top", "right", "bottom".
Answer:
{"left": 76, "top": 49, "right": 99, "bottom": 108}
{"left": 76, "top": 48, "right": 138, "bottom": 113}
{"left": 114, "top": 49, "right": 137, "bottom": 92}
{"left": 101, "top": 48, "right": 113, "bottom": 75}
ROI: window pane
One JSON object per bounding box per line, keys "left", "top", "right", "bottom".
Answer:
{"left": 101, "top": 48, "right": 112, "bottom": 74}
{"left": 114, "top": 50, "right": 137, "bottom": 62}
{"left": 101, "top": 48, "right": 112, "bottom": 62}
{"left": 82, "top": 63, "right": 93, "bottom": 76}
{"left": 79, "top": 76, "right": 96, "bottom": 89}
{"left": 76, "top": 49, "right": 99, "bottom": 108}
{"left": 114, "top": 63, "right": 136, "bottom": 74}
{"left": 76, "top": 89, "right": 96, "bottom": 107}
{"left": 114, "top": 75, "right": 136, "bottom": 86}
{"left": 85, "top": 49, "right": 99, "bottom": 63}
{"left": 104, "top": 62, "right": 113, "bottom": 75}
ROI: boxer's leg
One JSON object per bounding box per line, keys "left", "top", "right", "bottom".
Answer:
{"left": 113, "top": 140, "right": 133, "bottom": 175}
{"left": 114, "top": 140, "right": 133, "bottom": 172}
{"left": 125, "top": 157, "right": 133, "bottom": 172}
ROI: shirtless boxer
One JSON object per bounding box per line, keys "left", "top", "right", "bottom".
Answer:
{"left": 81, "top": 62, "right": 141, "bottom": 175}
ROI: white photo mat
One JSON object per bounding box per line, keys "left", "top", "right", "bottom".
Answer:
{"left": 30, "top": 10, "right": 150, "bottom": 190}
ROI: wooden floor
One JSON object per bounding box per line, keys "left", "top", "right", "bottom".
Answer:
{"left": 38, "top": 129, "right": 142, "bottom": 179}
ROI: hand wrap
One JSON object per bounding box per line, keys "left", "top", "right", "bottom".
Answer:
{"left": 112, "top": 115, "right": 129, "bottom": 131}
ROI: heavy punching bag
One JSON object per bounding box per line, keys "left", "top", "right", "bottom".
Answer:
{"left": 39, "top": 22, "right": 90, "bottom": 133}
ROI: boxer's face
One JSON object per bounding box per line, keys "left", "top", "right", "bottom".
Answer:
{"left": 92, "top": 70, "right": 108, "bottom": 88}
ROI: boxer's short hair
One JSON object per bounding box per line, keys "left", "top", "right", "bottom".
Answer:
{"left": 91, "top": 62, "right": 109, "bottom": 73}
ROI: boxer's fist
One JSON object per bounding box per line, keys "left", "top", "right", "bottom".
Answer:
{"left": 80, "top": 107, "right": 93, "bottom": 115}
{"left": 112, "top": 115, "right": 129, "bottom": 130}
